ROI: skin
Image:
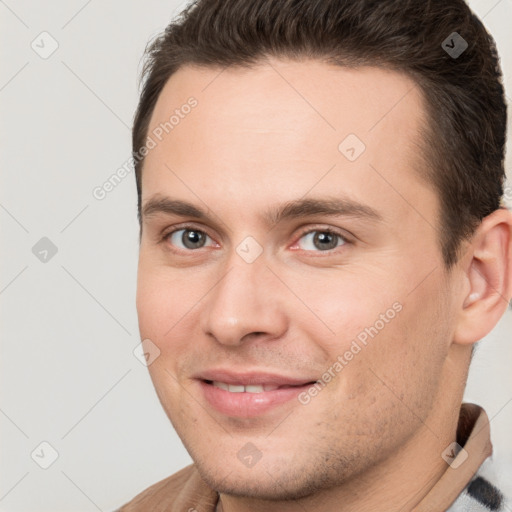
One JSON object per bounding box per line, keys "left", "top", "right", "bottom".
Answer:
{"left": 136, "top": 57, "right": 512, "bottom": 512}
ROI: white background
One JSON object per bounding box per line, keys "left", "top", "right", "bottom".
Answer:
{"left": 1, "top": 0, "right": 511, "bottom": 510}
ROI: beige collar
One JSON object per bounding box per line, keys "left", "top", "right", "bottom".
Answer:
{"left": 411, "top": 403, "right": 492, "bottom": 511}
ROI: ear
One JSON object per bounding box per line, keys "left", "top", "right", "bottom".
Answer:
{"left": 453, "top": 207, "right": 512, "bottom": 346}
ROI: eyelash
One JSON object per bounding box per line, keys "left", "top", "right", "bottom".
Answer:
{"left": 159, "top": 223, "right": 351, "bottom": 255}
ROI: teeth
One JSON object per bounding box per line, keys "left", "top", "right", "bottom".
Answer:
{"left": 245, "top": 385, "right": 264, "bottom": 393}
{"left": 211, "top": 381, "right": 280, "bottom": 393}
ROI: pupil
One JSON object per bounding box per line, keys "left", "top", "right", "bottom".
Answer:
{"left": 184, "top": 230, "right": 204, "bottom": 249}
{"left": 314, "top": 232, "right": 336, "bottom": 250}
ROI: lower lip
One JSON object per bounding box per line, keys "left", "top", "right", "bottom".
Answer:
{"left": 199, "top": 380, "right": 314, "bottom": 417}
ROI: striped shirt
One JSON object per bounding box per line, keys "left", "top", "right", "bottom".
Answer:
{"left": 447, "top": 457, "right": 510, "bottom": 511}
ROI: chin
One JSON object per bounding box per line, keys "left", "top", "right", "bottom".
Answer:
{"left": 199, "top": 468, "right": 317, "bottom": 500}
{"left": 192, "top": 454, "right": 350, "bottom": 502}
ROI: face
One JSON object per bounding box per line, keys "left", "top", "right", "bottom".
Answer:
{"left": 136, "top": 58, "right": 459, "bottom": 500}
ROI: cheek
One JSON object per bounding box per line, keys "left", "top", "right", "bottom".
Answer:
{"left": 295, "top": 268, "right": 403, "bottom": 356}
{"left": 305, "top": 267, "right": 450, "bottom": 403}
{"left": 136, "top": 270, "right": 196, "bottom": 408}
{"left": 135, "top": 279, "right": 169, "bottom": 341}
{"left": 135, "top": 264, "right": 212, "bottom": 394}
{"left": 354, "top": 283, "right": 451, "bottom": 416}
{"left": 136, "top": 261, "right": 201, "bottom": 340}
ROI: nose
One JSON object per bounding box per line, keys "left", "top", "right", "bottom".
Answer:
{"left": 200, "top": 255, "right": 289, "bottom": 347}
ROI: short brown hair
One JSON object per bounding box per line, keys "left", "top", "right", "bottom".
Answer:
{"left": 132, "top": 0, "right": 507, "bottom": 269}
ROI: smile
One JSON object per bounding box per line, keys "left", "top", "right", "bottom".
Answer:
{"left": 199, "top": 378, "right": 318, "bottom": 417}
{"left": 208, "top": 380, "right": 312, "bottom": 393}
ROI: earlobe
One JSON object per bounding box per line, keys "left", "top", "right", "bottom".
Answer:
{"left": 453, "top": 208, "right": 512, "bottom": 346}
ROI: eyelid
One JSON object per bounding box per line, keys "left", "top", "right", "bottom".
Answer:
{"left": 294, "top": 224, "right": 353, "bottom": 242}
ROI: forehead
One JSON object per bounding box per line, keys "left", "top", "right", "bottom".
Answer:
{"left": 141, "top": 58, "right": 436, "bottom": 228}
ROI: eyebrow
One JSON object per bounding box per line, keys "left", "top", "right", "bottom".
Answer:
{"left": 141, "top": 195, "right": 383, "bottom": 226}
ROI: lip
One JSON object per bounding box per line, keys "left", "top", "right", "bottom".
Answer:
{"left": 195, "top": 369, "right": 318, "bottom": 417}
{"left": 195, "top": 369, "right": 317, "bottom": 387}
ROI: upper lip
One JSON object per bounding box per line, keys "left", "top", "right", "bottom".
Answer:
{"left": 195, "top": 369, "right": 318, "bottom": 387}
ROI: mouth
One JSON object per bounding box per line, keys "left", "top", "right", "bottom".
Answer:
{"left": 196, "top": 372, "right": 319, "bottom": 417}
{"left": 203, "top": 379, "right": 317, "bottom": 393}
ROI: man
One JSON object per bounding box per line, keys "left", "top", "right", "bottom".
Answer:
{"left": 117, "top": 0, "right": 512, "bottom": 510}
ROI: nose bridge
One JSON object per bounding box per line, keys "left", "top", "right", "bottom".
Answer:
{"left": 200, "top": 249, "right": 287, "bottom": 346}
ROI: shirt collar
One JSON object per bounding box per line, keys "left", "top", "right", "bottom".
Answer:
{"left": 412, "top": 403, "right": 493, "bottom": 511}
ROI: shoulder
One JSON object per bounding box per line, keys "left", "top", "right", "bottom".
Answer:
{"left": 115, "top": 463, "right": 218, "bottom": 512}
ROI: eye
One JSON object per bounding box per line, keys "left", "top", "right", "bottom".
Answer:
{"left": 161, "top": 225, "right": 349, "bottom": 254}
{"left": 295, "top": 229, "right": 347, "bottom": 252}
{"left": 165, "top": 227, "right": 215, "bottom": 250}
